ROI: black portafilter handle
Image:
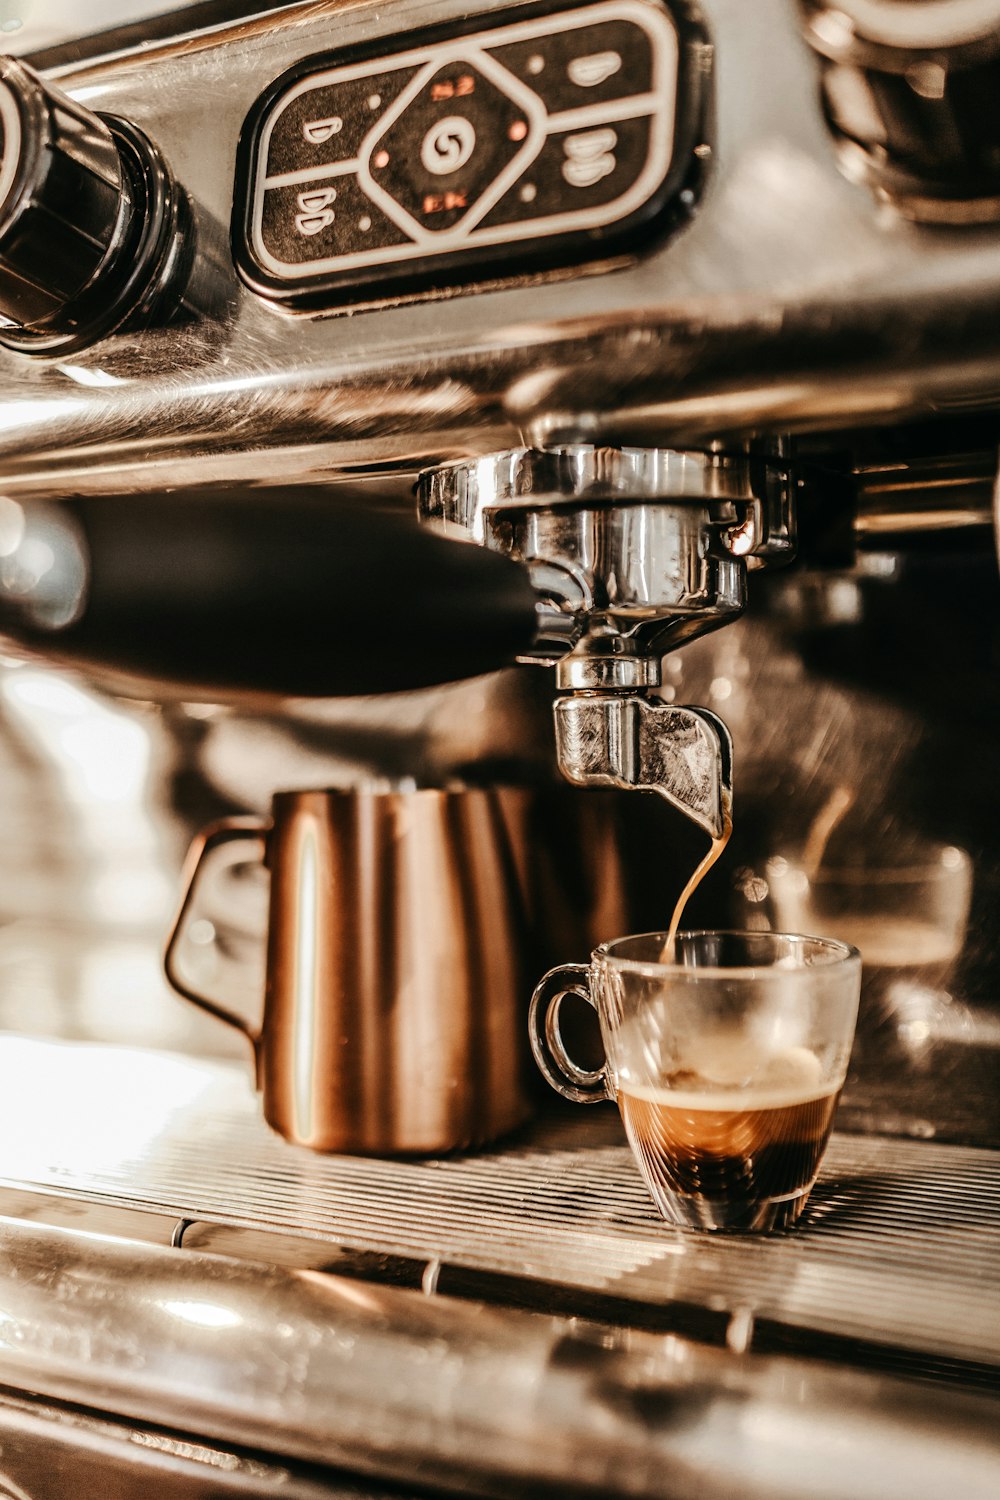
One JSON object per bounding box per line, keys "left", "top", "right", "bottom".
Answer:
{"left": 0, "top": 489, "right": 541, "bottom": 697}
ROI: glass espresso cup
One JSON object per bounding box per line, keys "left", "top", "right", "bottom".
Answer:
{"left": 529, "top": 931, "right": 862, "bottom": 1232}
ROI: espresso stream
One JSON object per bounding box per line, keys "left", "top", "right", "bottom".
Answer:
{"left": 660, "top": 796, "right": 733, "bottom": 960}
{"left": 631, "top": 797, "right": 834, "bottom": 1223}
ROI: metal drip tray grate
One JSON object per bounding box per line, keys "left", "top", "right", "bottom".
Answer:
{"left": 0, "top": 1034, "right": 998, "bottom": 1377}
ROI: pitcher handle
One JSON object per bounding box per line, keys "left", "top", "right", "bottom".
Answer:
{"left": 528, "top": 963, "right": 609, "bottom": 1104}
{"left": 164, "top": 816, "right": 269, "bottom": 1043}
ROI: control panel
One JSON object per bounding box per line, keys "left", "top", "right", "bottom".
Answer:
{"left": 233, "top": 1, "right": 700, "bottom": 307}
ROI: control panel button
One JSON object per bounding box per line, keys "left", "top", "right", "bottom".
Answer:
{"left": 260, "top": 174, "right": 410, "bottom": 266}
{"left": 562, "top": 127, "right": 619, "bottom": 188}
{"left": 486, "top": 15, "right": 655, "bottom": 113}
{"left": 258, "top": 65, "right": 422, "bottom": 178}
{"left": 421, "top": 117, "right": 478, "bottom": 177}
{"left": 360, "top": 57, "right": 544, "bottom": 236}
{"left": 478, "top": 115, "right": 657, "bottom": 232}
{"left": 234, "top": 1, "right": 701, "bottom": 307}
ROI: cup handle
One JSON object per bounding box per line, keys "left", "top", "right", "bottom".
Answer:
{"left": 163, "top": 816, "right": 269, "bottom": 1043}
{"left": 528, "top": 963, "right": 609, "bottom": 1104}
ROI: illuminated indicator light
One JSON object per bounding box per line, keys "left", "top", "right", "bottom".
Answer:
{"left": 431, "top": 75, "right": 475, "bottom": 101}
{"left": 423, "top": 190, "right": 468, "bottom": 214}
{"left": 373, "top": 149, "right": 390, "bottom": 169}
{"left": 508, "top": 120, "right": 528, "bottom": 142}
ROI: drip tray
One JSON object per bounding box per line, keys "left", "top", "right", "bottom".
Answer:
{"left": 0, "top": 1033, "right": 997, "bottom": 1384}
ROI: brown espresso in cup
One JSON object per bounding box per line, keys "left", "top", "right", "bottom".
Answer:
{"left": 617, "top": 1047, "right": 840, "bottom": 1230}
{"left": 531, "top": 932, "right": 861, "bottom": 1233}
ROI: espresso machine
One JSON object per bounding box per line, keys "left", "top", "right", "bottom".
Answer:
{"left": 0, "top": 1, "right": 998, "bottom": 1496}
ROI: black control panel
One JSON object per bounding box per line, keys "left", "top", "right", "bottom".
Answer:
{"left": 233, "top": 1, "right": 702, "bottom": 308}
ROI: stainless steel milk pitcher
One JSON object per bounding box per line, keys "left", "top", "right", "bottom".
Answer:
{"left": 164, "top": 786, "right": 536, "bottom": 1153}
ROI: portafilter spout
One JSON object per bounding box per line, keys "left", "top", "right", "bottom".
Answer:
{"left": 418, "top": 444, "right": 794, "bottom": 837}
{"left": 553, "top": 695, "right": 733, "bottom": 841}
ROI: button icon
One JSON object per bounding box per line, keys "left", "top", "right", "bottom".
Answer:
{"left": 297, "top": 187, "right": 337, "bottom": 212}
{"left": 302, "top": 116, "right": 343, "bottom": 145}
{"left": 420, "top": 115, "right": 477, "bottom": 176}
{"left": 295, "top": 186, "right": 336, "bottom": 235}
{"left": 562, "top": 128, "right": 618, "bottom": 188}
{"left": 567, "top": 51, "right": 622, "bottom": 89}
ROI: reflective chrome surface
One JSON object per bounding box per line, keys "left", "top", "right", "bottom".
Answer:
{"left": 854, "top": 451, "right": 998, "bottom": 537}
{"left": 2, "top": 1212, "right": 997, "bottom": 1500}
{"left": 0, "top": 0, "right": 1000, "bottom": 1492}
{"left": 423, "top": 488, "right": 750, "bottom": 661}
{"left": 0, "top": 1035, "right": 998, "bottom": 1497}
{"left": 3, "top": 1034, "right": 1000, "bottom": 1375}
{"left": 506, "top": 499, "right": 747, "bottom": 657}
{"left": 807, "top": 0, "right": 1000, "bottom": 50}
{"left": 802, "top": 0, "right": 1000, "bottom": 221}
{"left": 419, "top": 446, "right": 787, "bottom": 535}
{"left": 2, "top": 0, "right": 1000, "bottom": 495}
{"left": 420, "top": 443, "right": 763, "bottom": 829}
{"left": 0, "top": 1390, "right": 391, "bottom": 1500}
{"left": 554, "top": 695, "right": 732, "bottom": 838}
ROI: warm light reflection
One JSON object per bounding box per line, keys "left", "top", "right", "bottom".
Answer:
{"left": 6, "top": 672, "right": 150, "bottom": 804}
{"left": 0, "top": 494, "right": 25, "bottom": 555}
{"left": 299, "top": 1269, "right": 381, "bottom": 1312}
{"left": 0, "top": 397, "right": 82, "bottom": 435}
{"left": 0, "top": 1035, "right": 218, "bottom": 1170}
{"left": 55, "top": 364, "right": 126, "bottom": 388}
{"left": 160, "top": 1299, "right": 244, "bottom": 1330}
{"left": 292, "top": 823, "right": 321, "bottom": 1141}
{"left": 0, "top": 668, "right": 174, "bottom": 924}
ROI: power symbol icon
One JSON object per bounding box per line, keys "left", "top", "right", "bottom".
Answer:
{"left": 420, "top": 115, "right": 476, "bottom": 176}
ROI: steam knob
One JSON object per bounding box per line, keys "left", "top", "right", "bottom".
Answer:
{"left": 803, "top": 0, "right": 1000, "bottom": 219}
{"left": 0, "top": 56, "right": 192, "bottom": 352}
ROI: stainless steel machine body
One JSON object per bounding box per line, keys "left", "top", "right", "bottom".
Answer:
{"left": 2, "top": 1, "right": 1000, "bottom": 483}
{"left": 0, "top": 1, "right": 999, "bottom": 1496}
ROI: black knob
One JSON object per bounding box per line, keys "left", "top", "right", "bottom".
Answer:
{"left": 0, "top": 55, "right": 195, "bottom": 352}
{"left": 803, "top": 1, "right": 1000, "bottom": 220}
